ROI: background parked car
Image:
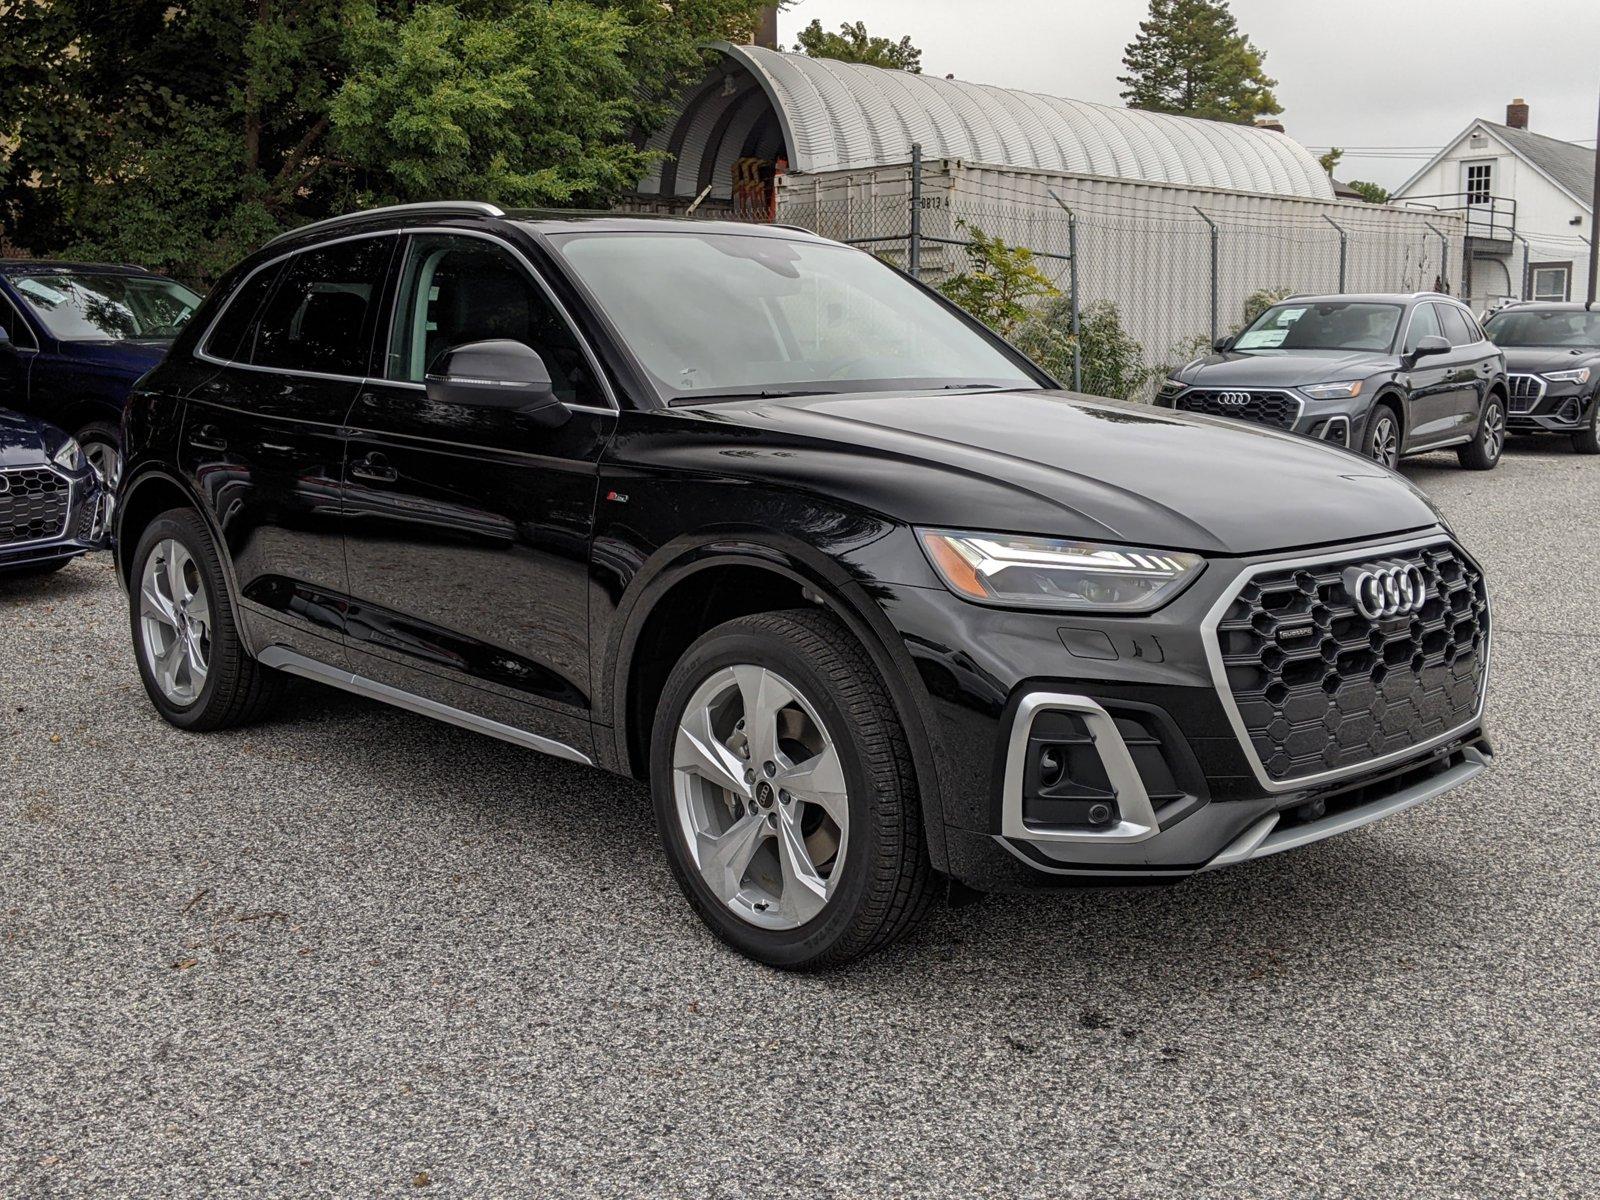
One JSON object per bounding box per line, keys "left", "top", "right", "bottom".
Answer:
{"left": 1482, "top": 301, "right": 1600, "bottom": 454}
{"left": 0, "top": 261, "right": 203, "bottom": 496}
{"left": 1153, "top": 292, "right": 1509, "bottom": 471}
{"left": 0, "top": 406, "right": 108, "bottom": 576}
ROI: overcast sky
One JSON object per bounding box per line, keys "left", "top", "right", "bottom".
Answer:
{"left": 777, "top": 0, "right": 1599, "bottom": 190}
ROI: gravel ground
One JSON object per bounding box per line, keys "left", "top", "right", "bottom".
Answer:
{"left": 3, "top": 439, "right": 1597, "bottom": 1198}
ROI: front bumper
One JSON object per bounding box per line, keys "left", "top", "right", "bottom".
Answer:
{"left": 1505, "top": 375, "right": 1593, "bottom": 432}
{"left": 888, "top": 527, "right": 1492, "bottom": 889}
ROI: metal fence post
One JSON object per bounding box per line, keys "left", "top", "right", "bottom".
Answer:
{"left": 1423, "top": 221, "right": 1449, "bottom": 294}
{"left": 1047, "top": 189, "right": 1081, "bottom": 391}
{"left": 908, "top": 142, "right": 922, "bottom": 280}
{"left": 1512, "top": 232, "right": 1532, "bottom": 299}
{"left": 1322, "top": 214, "right": 1348, "bottom": 292}
{"left": 1194, "top": 207, "right": 1219, "bottom": 343}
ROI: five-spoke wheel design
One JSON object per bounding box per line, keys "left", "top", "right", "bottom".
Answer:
{"left": 672, "top": 664, "right": 848, "bottom": 930}
{"left": 1480, "top": 402, "right": 1505, "bottom": 461}
{"left": 1368, "top": 409, "right": 1400, "bottom": 469}
{"left": 138, "top": 538, "right": 212, "bottom": 706}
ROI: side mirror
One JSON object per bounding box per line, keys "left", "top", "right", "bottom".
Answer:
{"left": 424, "top": 339, "right": 568, "bottom": 427}
{"left": 1410, "top": 334, "right": 1450, "bottom": 360}
{"left": 1212, "top": 335, "right": 1234, "bottom": 352}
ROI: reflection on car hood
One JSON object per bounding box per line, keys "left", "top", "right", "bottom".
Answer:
{"left": 0, "top": 407, "right": 55, "bottom": 468}
{"left": 1176, "top": 350, "right": 1396, "bottom": 387}
{"left": 1499, "top": 347, "right": 1600, "bottom": 373}
{"left": 52, "top": 338, "right": 171, "bottom": 376}
{"left": 697, "top": 389, "right": 1442, "bottom": 556}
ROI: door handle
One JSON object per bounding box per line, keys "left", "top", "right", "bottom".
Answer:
{"left": 349, "top": 453, "right": 397, "bottom": 484}
{"left": 188, "top": 425, "right": 227, "bottom": 452}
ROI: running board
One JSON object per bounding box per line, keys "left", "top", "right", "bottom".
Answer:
{"left": 256, "top": 646, "right": 594, "bottom": 767}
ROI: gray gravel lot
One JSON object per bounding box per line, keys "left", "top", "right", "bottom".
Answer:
{"left": 3, "top": 440, "right": 1597, "bottom": 1198}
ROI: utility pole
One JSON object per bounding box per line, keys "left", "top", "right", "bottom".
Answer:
{"left": 1588, "top": 82, "right": 1599, "bottom": 306}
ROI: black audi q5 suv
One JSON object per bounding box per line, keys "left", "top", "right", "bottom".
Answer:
{"left": 115, "top": 204, "right": 1494, "bottom": 967}
{"left": 1154, "top": 293, "right": 1508, "bottom": 470}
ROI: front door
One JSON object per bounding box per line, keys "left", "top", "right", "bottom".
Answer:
{"left": 340, "top": 231, "right": 616, "bottom": 756}
{"left": 180, "top": 233, "right": 396, "bottom": 662}
{"left": 1399, "top": 301, "right": 1457, "bottom": 447}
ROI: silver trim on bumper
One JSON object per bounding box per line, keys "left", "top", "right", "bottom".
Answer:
{"left": 1199, "top": 531, "right": 1493, "bottom": 794}
{"left": 1001, "top": 692, "right": 1158, "bottom": 845}
{"left": 1202, "top": 746, "right": 1491, "bottom": 872}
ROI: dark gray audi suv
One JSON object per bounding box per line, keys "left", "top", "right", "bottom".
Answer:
{"left": 114, "top": 205, "right": 1494, "bottom": 967}
{"left": 1154, "top": 293, "right": 1508, "bottom": 470}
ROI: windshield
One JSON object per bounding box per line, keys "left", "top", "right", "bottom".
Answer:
{"left": 1234, "top": 301, "right": 1403, "bottom": 352}
{"left": 549, "top": 231, "right": 1038, "bottom": 401}
{"left": 1484, "top": 309, "right": 1600, "bottom": 348}
{"left": 11, "top": 272, "right": 202, "bottom": 341}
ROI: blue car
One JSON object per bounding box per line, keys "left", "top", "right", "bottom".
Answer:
{"left": 0, "top": 261, "right": 203, "bottom": 493}
{"left": 0, "top": 407, "right": 107, "bottom": 576}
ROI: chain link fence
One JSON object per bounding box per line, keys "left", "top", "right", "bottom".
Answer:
{"left": 704, "top": 155, "right": 1470, "bottom": 401}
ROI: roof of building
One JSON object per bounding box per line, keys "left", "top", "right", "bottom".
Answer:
{"left": 1395, "top": 120, "right": 1595, "bottom": 209}
{"left": 648, "top": 44, "right": 1335, "bottom": 200}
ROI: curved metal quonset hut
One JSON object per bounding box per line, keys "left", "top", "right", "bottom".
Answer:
{"left": 637, "top": 42, "right": 1335, "bottom": 203}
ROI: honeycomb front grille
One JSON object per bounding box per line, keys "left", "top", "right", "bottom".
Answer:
{"left": 1214, "top": 542, "right": 1489, "bottom": 784}
{"left": 1178, "top": 390, "right": 1301, "bottom": 430}
{"left": 0, "top": 468, "right": 70, "bottom": 547}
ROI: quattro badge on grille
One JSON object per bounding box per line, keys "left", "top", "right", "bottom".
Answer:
{"left": 1342, "top": 561, "right": 1428, "bottom": 620}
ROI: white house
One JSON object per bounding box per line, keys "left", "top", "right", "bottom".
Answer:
{"left": 1393, "top": 99, "right": 1595, "bottom": 310}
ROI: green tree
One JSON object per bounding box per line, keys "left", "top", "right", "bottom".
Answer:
{"left": 937, "top": 226, "right": 1058, "bottom": 336}
{"left": 1118, "top": 0, "right": 1281, "bottom": 124}
{"left": 1013, "top": 297, "right": 1153, "bottom": 401}
{"left": 1348, "top": 180, "right": 1391, "bottom": 205}
{"left": 0, "top": 0, "right": 770, "bottom": 281}
{"left": 1318, "top": 147, "right": 1343, "bottom": 176}
{"left": 794, "top": 19, "right": 922, "bottom": 71}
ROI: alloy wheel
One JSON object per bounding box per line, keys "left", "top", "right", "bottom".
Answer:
{"left": 671, "top": 664, "right": 849, "bottom": 930}
{"left": 1370, "top": 413, "right": 1400, "bottom": 468}
{"left": 84, "top": 440, "right": 122, "bottom": 492}
{"left": 138, "top": 538, "right": 212, "bottom": 706}
{"left": 1481, "top": 402, "right": 1505, "bottom": 461}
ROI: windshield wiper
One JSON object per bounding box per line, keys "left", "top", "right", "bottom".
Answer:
{"left": 669, "top": 388, "right": 839, "bottom": 406}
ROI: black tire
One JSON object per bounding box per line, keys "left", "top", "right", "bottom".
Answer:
{"left": 74, "top": 420, "right": 123, "bottom": 492}
{"left": 650, "top": 608, "right": 936, "bottom": 969}
{"left": 128, "top": 508, "right": 284, "bottom": 731}
{"left": 1458, "top": 395, "right": 1506, "bottom": 470}
{"left": 1572, "top": 402, "right": 1600, "bottom": 456}
{"left": 1362, "top": 402, "right": 1402, "bottom": 469}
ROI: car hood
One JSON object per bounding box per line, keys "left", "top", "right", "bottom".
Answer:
{"left": 0, "top": 408, "right": 54, "bottom": 468}
{"left": 695, "top": 389, "right": 1442, "bottom": 556}
{"left": 1499, "top": 347, "right": 1600, "bottom": 373}
{"left": 1176, "top": 350, "right": 1393, "bottom": 388}
{"left": 52, "top": 338, "right": 171, "bottom": 376}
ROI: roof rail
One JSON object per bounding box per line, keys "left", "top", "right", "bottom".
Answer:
{"left": 261, "top": 201, "right": 506, "bottom": 248}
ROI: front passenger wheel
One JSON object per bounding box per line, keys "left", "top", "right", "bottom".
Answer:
{"left": 1458, "top": 397, "right": 1506, "bottom": 470}
{"left": 129, "top": 509, "right": 284, "bottom": 731}
{"left": 650, "top": 609, "right": 935, "bottom": 969}
{"left": 1572, "top": 401, "right": 1600, "bottom": 456}
{"left": 1364, "top": 405, "right": 1401, "bottom": 469}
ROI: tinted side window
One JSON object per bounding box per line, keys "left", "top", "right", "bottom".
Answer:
{"left": 253, "top": 236, "right": 392, "bottom": 376}
{"left": 0, "top": 289, "right": 37, "bottom": 350}
{"left": 1404, "top": 302, "right": 1441, "bottom": 352}
{"left": 385, "top": 234, "right": 605, "bottom": 407}
{"left": 201, "top": 261, "right": 284, "bottom": 363}
{"left": 1435, "top": 303, "right": 1474, "bottom": 347}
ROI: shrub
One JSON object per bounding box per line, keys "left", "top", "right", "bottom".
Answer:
{"left": 1014, "top": 296, "right": 1153, "bottom": 401}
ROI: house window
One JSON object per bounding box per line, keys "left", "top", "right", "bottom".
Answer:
{"left": 1464, "top": 162, "right": 1493, "bottom": 204}
{"left": 1531, "top": 263, "right": 1571, "bottom": 302}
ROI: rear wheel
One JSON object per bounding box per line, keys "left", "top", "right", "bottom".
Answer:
{"left": 1458, "top": 396, "right": 1506, "bottom": 470}
{"left": 1363, "top": 403, "right": 1402, "bottom": 469}
{"left": 1572, "top": 401, "right": 1600, "bottom": 455}
{"left": 129, "top": 508, "right": 284, "bottom": 731}
{"left": 650, "top": 609, "right": 935, "bottom": 969}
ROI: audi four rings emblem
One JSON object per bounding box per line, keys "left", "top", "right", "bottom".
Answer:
{"left": 1216, "top": 391, "right": 1251, "bottom": 407}
{"left": 0, "top": 475, "right": 10, "bottom": 495}
{"left": 1343, "top": 561, "right": 1429, "bottom": 620}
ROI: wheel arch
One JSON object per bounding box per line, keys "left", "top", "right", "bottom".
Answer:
{"left": 116, "top": 468, "right": 241, "bottom": 609}
{"left": 605, "top": 533, "right": 951, "bottom": 873}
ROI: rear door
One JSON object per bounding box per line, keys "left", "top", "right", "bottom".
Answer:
{"left": 1399, "top": 302, "right": 1456, "bottom": 447}
{"left": 182, "top": 233, "right": 395, "bottom": 663}
{"left": 1434, "top": 302, "right": 1495, "bottom": 432}
{"left": 339, "top": 230, "right": 616, "bottom": 756}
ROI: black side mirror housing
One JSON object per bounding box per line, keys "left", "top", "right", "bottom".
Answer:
{"left": 1212, "top": 335, "right": 1234, "bottom": 352}
{"left": 425, "top": 339, "right": 568, "bottom": 427}
{"left": 1410, "top": 334, "right": 1451, "bottom": 361}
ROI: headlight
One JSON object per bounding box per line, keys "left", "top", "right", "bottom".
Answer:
{"left": 1543, "top": 367, "right": 1591, "bottom": 385}
{"left": 50, "top": 437, "right": 85, "bottom": 471}
{"left": 1157, "top": 377, "right": 1185, "bottom": 397}
{"left": 1300, "top": 380, "right": 1364, "bottom": 400}
{"left": 919, "top": 529, "right": 1204, "bottom": 612}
